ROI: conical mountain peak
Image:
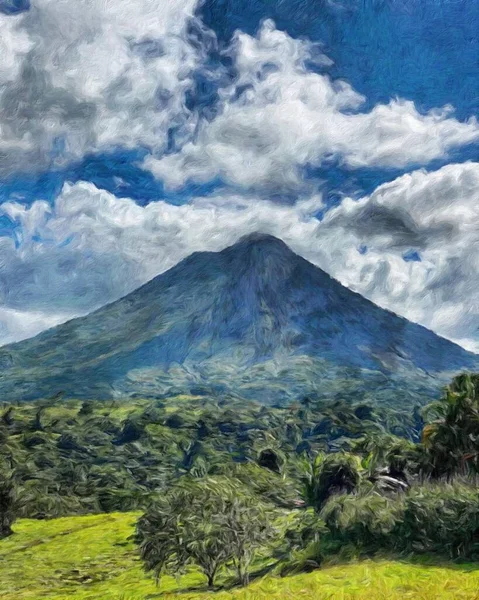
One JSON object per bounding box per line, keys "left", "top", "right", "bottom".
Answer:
{"left": 234, "top": 232, "right": 289, "bottom": 248}
{"left": 219, "top": 233, "right": 297, "bottom": 270}
{"left": 0, "top": 234, "right": 476, "bottom": 402}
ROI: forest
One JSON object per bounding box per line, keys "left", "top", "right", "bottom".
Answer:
{"left": 1, "top": 373, "right": 479, "bottom": 594}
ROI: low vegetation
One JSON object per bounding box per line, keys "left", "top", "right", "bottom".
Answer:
{"left": 2, "top": 513, "right": 479, "bottom": 599}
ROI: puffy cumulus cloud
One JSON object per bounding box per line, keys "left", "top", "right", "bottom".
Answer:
{"left": 1, "top": 163, "right": 479, "bottom": 351}
{"left": 316, "top": 161, "right": 479, "bottom": 352}
{"left": 2, "top": 8, "right": 478, "bottom": 192}
{"left": 145, "top": 20, "right": 479, "bottom": 192}
{"left": 0, "top": 0, "right": 201, "bottom": 174}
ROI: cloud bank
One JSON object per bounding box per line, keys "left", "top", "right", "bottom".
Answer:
{"left": 0, "top": 9, "right": 477, "bottom": 184}
{"left": 146, "top": 21, "right": 479, "bottom": 192}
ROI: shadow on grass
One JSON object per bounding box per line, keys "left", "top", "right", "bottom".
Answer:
{"left": 145, "top": 561, "right": 281, "bottom": 598}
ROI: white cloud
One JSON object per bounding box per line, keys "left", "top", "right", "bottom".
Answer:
{"left": 0, "top": 306, "right": 72, "bottom": 346}
{"left": 0, "top": 13, "right": 32, "bottom": 84}
{"left": 0, "top": 0, "right": 202, "bottom": 173}
{"left": 1, "top": 164, "right": 479, "bottom": 352}
{"left": 315, "top": 162, "right": 479, "bottom": 352}
{"left": 145, "top": 20, "right": 479, "bottom": 191}
{"left": 1, "top": 8, "right": 478, "bottom": 196}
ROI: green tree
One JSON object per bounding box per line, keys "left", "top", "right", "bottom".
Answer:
{"left": 222, "top": 491, "right": 274, "bottom": 586}
{"left": 135, "top": 478, "right": 273, "bottom": 589}
{"left": 303, "top": 452, "right": 361, "bottom": 512}
{"left": 135, "top": 492, "right": 188, "bottom": 586}
{"left": 422, "top": 373, "right": 479, "bottom": 478}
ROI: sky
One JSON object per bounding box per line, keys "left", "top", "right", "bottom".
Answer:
{"left": 0, "top": 0, "right": 478, "bottom": 351}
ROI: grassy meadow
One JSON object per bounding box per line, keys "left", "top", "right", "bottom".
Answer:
{"left": 1, "top": 513, "right": 479, "bottom": 600}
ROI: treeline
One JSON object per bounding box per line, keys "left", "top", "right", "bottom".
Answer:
{"left": 1, "top": 374, "right": 479, "bottom": 588}
{"left": 0, "top": 391, "right": 421, "bottom": 520}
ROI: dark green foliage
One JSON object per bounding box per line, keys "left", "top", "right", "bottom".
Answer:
{"left": 315, "top": 483, "right": 479, "bottom": 561}
{"left": 32, "top": 407, "right": 45, "bottom": 432}
{"left": 78, "top": 400, "right": 95, "bottom": 416}
{"left": 393, "top": 484, "right": 479, "bottom": 558}
{"left": 57, "top": 433, "right": 88, "bottom": 452}
{"left": 1, "top": 407, "right": 14, "bottom": 428}
{"left": 303, "top": 452, "right": 361, "bottom": 512}
{"left": 422, "top": 373, "right": 479, "bottom": 478}
{"left": 165, "top": 413, "right": 185, "bottom": 429}
{"left": 2, "top": 367, "right": 479, "bottom": 576}
{"left": 258, "top": 448, "right": 281, "bottom": 473}
{"left": 113, "top": 418, "right": 145, "bottom": 445}
{"left": 0, "top": 393, "right": 409, "bottom": 520}
{"left": 320, "top": 491, "right": 403, "bottom": 553}
{"left": 0, "top": 473, "right": 17, "bottom": 538}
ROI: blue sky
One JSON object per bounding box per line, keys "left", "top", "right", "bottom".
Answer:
{"left": 0, "top": 0, "right": 478, "bottom": 350}
{"left": 2, "top": 0, "right": 478, "bottom": 208}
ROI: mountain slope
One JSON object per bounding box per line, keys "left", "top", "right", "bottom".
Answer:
{"left": 0, "top": 233, "right": 477, "bottom": 402}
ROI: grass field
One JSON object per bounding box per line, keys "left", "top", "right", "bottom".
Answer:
{"left": 1, "top": 513, "right": 479, "bottom": 600}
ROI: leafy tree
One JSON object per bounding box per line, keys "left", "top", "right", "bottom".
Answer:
{"left": 303, "top": 452, "right": 361, "bottom": 512}
{"left": 222, "top": 491, "right": 274, "bottom": 586}
{"left": 135, "top": 478, "right": 273, "bottom": 589}
{"left": 78, "top": 400, "right": 95, "bottom": 416}
{"left": 422, "top": 373, "right": 479, "bottom": 478}
{"left": 135, "top": 493, "right": 188, "bottom": 586}
{"left": 352, "top": 433, "right": 417, "bottom": 490}
{"left": 136, "top": 481, "right": 233, "bottom": 588}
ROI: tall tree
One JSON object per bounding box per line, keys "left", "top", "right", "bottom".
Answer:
{"left": 422, "top": 373, "right": 479, "bottom": 478}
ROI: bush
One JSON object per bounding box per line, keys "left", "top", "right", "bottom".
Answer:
{"left": 318, "top": 482, "right": 479, "bottom": 561}
{"left": 279, "top": 542, "right": 322, "bottom": 577}
{"left": 320, "top": 491, "right": 404, "bottom": 553}
{"left": 392, "top": 483, "right": 479, "bottom": 559}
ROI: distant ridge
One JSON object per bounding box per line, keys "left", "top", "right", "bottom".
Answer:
{"left": 0, "top": 233, "right": 477, "bottom": 403}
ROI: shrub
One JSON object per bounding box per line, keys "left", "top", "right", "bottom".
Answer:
{"left": 320, "top": 491, "right": 404, "bottom": 553}
{"left": 392, "top": 483, "right": 479, "bottom": 559}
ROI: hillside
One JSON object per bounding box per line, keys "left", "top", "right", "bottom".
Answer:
{"left": 0, "top": 233, "right": 477, "bottom": 402}
{"left": 1, "top": 513, "right": 479, "bottom": 600}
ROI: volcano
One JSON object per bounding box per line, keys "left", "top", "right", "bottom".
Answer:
{"left": 0, "top": 233, "right": 476, "bottom": 403}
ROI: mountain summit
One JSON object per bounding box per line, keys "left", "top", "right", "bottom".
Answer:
{"left": 0, "top": 234, "right": 477, "bottom": 403}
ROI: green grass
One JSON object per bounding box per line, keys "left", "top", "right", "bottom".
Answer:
{"left": 2, "top": 513, "right": 479, "bottom": 599}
